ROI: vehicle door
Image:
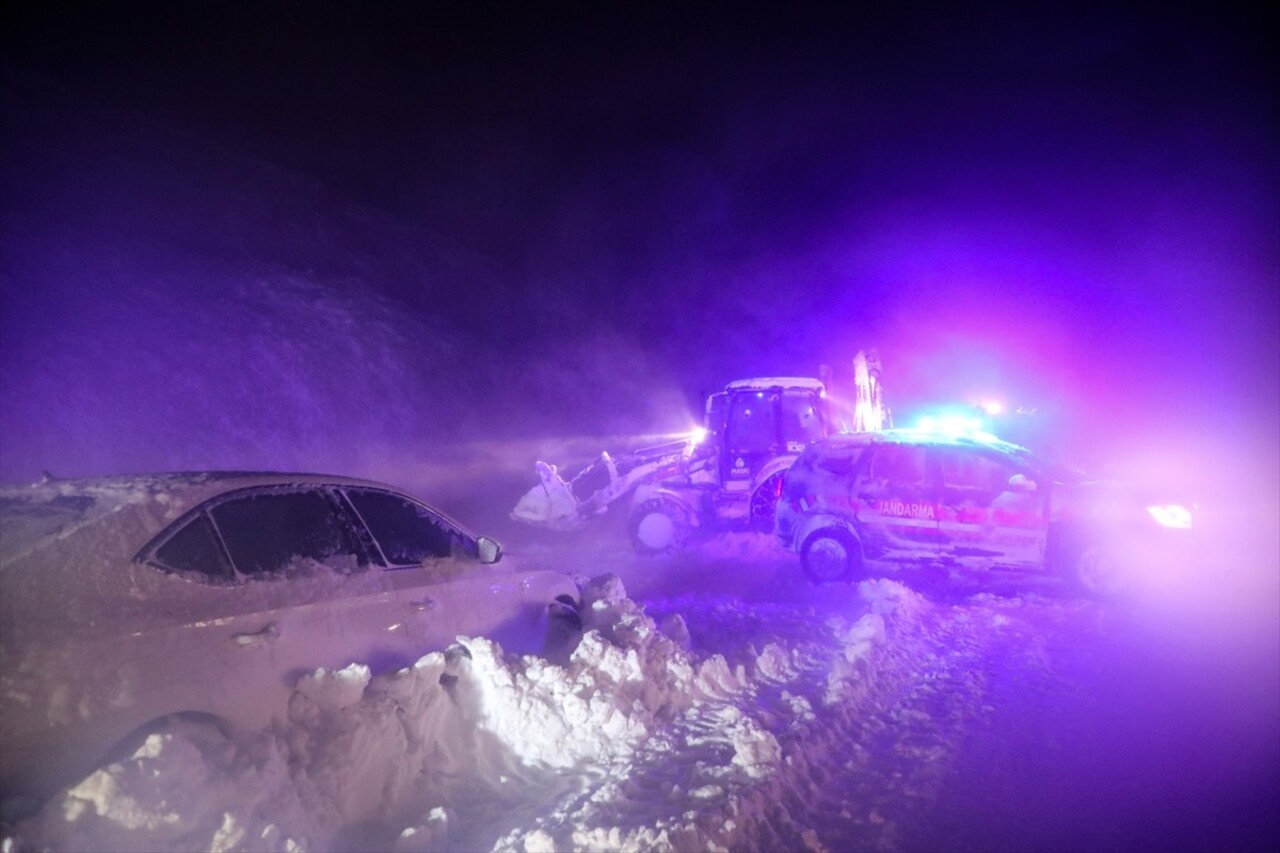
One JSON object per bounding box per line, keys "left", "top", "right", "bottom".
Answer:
{"left": 934, "top": 448, "right": 1048, "bottom": 569}
{"left": 851, "top": 443, "right": 940, "bottom": 561}
{"left": 135, "top": 486, "right": 417, "bottom": 728}
{"left": 341, "top": 488, "right": 552, "bottom": 657}
{"left": 722, "top": 390, "right": 779, "bottom": 493}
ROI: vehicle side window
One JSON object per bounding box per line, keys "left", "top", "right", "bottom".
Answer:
{"left": 779, "top": 391, "right": 825, "bottom": 444}
{"left": 151, "top": 513, "right": 233, "bottom": 581}
{"left": 211, "top": 490, "right": 360, "bottom": 577}
{"left": 704, "top": 392, "right": 728, "bottom": 438}
{"left": 942, "top": 451, "right": 1016, "bottom": 493}
{"left": 868, "top": 445, "right": 926, "bottom": 485}
{"left": 728, "top": 391, "right": 775, "bottom": 453}
{"left": 814, "top": 448, "right": 858, "bottom": 477}
{"left": 346, "top": 489, "right": 463, "bottom": 565}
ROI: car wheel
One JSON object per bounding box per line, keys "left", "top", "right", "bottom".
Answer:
{"left": 628, "top": 497, "right": 692, "bottom": 555}
{"left": 800, "top": 527, "right": 861, "bottom": 584}
{"left": 749, "top": 472, "right": 786, "bottom": 531}
{"left": 543, "top": 593, "right": 584, "bottom": 664}
{"left": 101, "top": 712, "right": 232, "bottom": 770}
{"left": 1072, "top": 544, "right": 1128, "bottom": 597}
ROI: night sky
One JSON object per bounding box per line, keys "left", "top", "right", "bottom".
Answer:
{"left": 1, "top": 1, "right": 1275, "bottom": 490}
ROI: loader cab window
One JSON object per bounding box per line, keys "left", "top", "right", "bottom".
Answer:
{"left": 727, "top": 391, "right": 776, "bottom": 453}
{"left": 779, "top": 390, "right": 825, "bottom": 445}
{"left": 704, "top": 392, "right": 728, "bottom": 440}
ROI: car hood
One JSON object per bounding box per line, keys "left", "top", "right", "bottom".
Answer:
{"left": 1049, "top": 477, "right": 1188, "bottom": 525}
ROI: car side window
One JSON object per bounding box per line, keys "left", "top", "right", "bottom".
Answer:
{"left": 814, "top": 448, "right": 858, "bottom": 477}
{"left": 345, "top": 489, "right": 463, "bottom": 566}
{"left": 211, "top": 490, "right": 361, "bottom": 577}
{"left": 151, "top": 512, "right": 233, "bottom": 582}
{"left": 941, "top": 450, "right": 1016, "bottom": 493}
{"left": 868, "top": 445, "right": 926, "bottom": 485}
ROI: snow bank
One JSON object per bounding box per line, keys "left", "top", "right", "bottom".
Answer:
{"left": 5, "top": 575, "right": 927, "bottom": 852}
{"left": 0, "top": 476, "right": 194, "bottom": 568}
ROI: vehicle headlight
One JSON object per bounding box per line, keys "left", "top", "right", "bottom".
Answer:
{"left": 1146, "top": 504, "right": 1193, "bottom": 529}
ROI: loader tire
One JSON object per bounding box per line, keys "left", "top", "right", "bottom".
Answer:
{"left": 628, "top": 497, "right": 691, "bottom": 555}
{"left": 749, "top": 472, "right": 786, "bottom": 531}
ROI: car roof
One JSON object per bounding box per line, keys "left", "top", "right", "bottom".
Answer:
{"left": 0, "top": 471, "right": 426, "bottom": 568}
{"left": 810, "top": 429, "right": 1033, "bottom": 457}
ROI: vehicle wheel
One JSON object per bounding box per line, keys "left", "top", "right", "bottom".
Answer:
{"left": 1071, "top": 544, "right": 1128, "bottom": 597}
{"left": 102, "top": 712, "right": 231, "bottom": 768}
{"left": 628, "top": 497, "right": 692, "bottom": 555}
{"left": 749, "top": 473, "right": 786, "bottom": 531}
{"left": 800, "top": 527, "right": 861, "bottom": 584}
{"left": 543, "top": 593, "right": 584, "bottom": 664}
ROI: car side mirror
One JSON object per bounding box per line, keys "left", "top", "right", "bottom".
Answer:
{"left": 477, "top": 536, "right": 502, "bottom": 564}
{"left": 1008, "top": 473, "right": 1036, "bottom": 492}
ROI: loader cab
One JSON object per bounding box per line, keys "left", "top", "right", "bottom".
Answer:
{"left": 708, "top": 379, "right": 829, "bottom": 489}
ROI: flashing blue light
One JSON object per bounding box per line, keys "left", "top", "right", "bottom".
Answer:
{"left": 915, "top": 412, "right": 987, "bottom": 436}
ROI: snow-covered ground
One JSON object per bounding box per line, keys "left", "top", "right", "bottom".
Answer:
{"left": 4, "top": 517, "right": 1277, "bottom": 852}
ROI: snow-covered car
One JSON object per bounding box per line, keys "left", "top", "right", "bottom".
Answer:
{"left": 0, "top": 472, "right": 581, "bottom": 807}
{"left": 775, "top": 430, "right": 1195, "bottom": 593}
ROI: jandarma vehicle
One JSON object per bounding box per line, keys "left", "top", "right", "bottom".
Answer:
{"left": 775, "top": 430, "right": 1195, "bottom": 592}
{"left": 0, "top": 472, "right": 581, "bottom": 806}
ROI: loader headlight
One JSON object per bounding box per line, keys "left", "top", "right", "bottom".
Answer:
{"left": 1146, "top": 504, "right": 1193, "bottom": 529}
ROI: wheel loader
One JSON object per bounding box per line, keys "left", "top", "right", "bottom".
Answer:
{"left": 511, "top": 351, "right": 889, "bottom": 554}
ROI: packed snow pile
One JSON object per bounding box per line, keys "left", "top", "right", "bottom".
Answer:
{"left": 4, "top": 574, "right": 922, "bottom": 852}
{"left": 0, "top": 475, "right": 198, "bottom": 567}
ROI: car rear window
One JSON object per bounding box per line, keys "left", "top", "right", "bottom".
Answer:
{"left": 808, "top": 446, "right": 860, "bottom": 477}
{"left": 151, "top": 513, "right": 233, "bottom": 581}
{"left": 345, "top": 489, "right": 458, "bottom": 566}
{"left": 211, "top": 490, "right": 360, "bottom": 576}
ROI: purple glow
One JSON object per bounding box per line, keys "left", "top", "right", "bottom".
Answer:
{"left": 0, "top": 4, "right": 1275, "bottom": 848}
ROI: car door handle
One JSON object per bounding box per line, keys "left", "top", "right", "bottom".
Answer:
{"left": 411, "top": 598, "right": 436, "bottom": 612}
{"left": 232, "top": 623, "right": 278, "bottom": 646}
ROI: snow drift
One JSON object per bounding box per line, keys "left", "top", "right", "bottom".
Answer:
{"left": 4, "top": 575, "right": 920, "bottom": 852}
